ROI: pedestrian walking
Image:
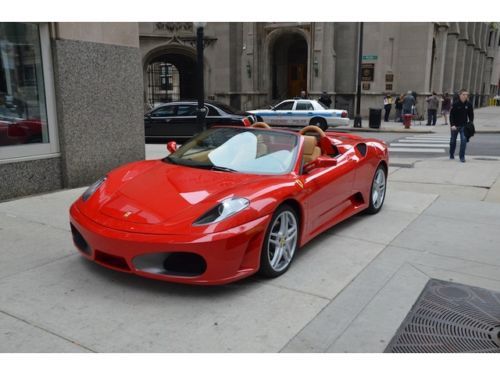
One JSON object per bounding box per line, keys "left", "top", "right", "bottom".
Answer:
{"left": 394, "top": 94, "right": 403, "bottom": 122}
{"left": 426, "top": 91, "right": 439, "bottom": 126}
{"left": 299, "top": 90, "right": 308, "bottom": 99}
{"left": 441, "top": 92, "right": 451, "bottom": 125}
{"left": 449, "top": 89, "right": 474, "bottom": 163}
{"left": 318, "top": 91, "right": 332, "bottom": 108}
{"left": 383, "top": 94, "right": 393, "bottom": 122}
{"left": 402, "top": 91, "right": 415, "bottom": 116}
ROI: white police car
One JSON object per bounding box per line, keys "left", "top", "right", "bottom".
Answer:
{"left": 248, "top": 99, "right": 349, "bottom": 131}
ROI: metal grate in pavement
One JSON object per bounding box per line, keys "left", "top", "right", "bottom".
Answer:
{"left": 385, "top": 279, "right": 500, "bottom": 353}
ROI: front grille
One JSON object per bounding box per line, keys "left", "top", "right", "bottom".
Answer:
{"left": 385, "top": 279, "right": 500, "bottom": 353}
{"left": 133, "top": 252, "right": 207, "bottom": 277}
{"left": 94, "top": 250, "right": 131, "bottom": 272}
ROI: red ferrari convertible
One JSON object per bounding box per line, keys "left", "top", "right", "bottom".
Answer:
{"left": 70, "top": 123, "right": 388, "bottom": 285}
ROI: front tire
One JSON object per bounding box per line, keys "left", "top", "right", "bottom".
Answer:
{"left": 365, "top": 164, "right": 387, "bottom": 214}
{"left": 259, "top": 205, "right": 299, "bottom": 278}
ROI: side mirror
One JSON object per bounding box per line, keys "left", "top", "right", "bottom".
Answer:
{"left": 303, "top": 157, "right": 337, "bottom": 174}
{"left": 166, "top": 141, "right": 177, "bottom": 154}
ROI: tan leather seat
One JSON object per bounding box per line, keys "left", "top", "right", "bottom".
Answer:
{"left": 302, "top": 135, "right": 321, "bottom": 164}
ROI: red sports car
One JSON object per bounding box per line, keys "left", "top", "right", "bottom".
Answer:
{"left": 70, "top": 124, "right": 388, "bottom": 285}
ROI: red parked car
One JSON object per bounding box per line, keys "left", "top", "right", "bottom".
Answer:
{"left": 70, "top": 124, "right": 388, "bottom": 285}
{"left": 0, "top": 117, "right": 42, "bottom": 146}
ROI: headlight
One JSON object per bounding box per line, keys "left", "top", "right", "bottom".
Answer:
{"left": 81, "top": 176, "right": 107, "bottom": 202}
{"left": 193, "top": 197, "right": 249, "bottom": 226}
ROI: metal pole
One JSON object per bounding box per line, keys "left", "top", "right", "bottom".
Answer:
{"left": 354, "top": 22, "right": 363, "bottom": 128}
{"left": 196, "top": 25, "right": 206, "bottom": 130}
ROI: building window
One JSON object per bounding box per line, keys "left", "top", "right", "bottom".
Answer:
{"left": 0, "top": 23, "right": 58, "bottom": 161}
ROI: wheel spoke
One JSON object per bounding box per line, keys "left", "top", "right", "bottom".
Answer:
{"left": 280, "top": 214, "right": 288, "bottom": 233}
{"left": 282, "top": 246, "right": 291, "bottom": 263}
{"left": 286, "top": 226, "right": 297, "bottom": 240}
{"left": 271, "top": 246, "right": 284, "bottom": 268}
{"left": 267, "top": 210, "right": 298, "bottom": 272}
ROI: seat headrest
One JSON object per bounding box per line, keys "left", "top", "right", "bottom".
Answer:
{"left": 303, "top": 136, "right": 318, "bottom": 154}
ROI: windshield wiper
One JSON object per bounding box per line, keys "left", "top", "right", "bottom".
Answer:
{"left": 164, "top": 156, "right": 179, "bottom": 164}
{"left": 210, "top": 165, "right": 237, "bottom": 173}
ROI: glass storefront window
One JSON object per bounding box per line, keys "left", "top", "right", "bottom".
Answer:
{"left": 0, "top": 23, "right": 48, "bottom": 147}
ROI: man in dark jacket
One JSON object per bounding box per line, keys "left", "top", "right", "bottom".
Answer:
{"left": 449, "top": 89, "right": 474, "bottom": 162}
{"left": 318, "top": 91, "right": 332, "bottom": 108}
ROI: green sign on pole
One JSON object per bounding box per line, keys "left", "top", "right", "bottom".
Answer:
{"left": 362, "top": 55, "right": 378, "bottom": 61}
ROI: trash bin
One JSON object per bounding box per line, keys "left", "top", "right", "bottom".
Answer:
{"left": 403, "top": 114, "right": 412, "bottom": 127}
{"left": 368, "top": 108, "right": 382, "bottom": 129}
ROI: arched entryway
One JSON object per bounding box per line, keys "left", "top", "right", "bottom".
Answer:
{"left": 145, "top": 50, "right": 196, "bottom": 107}
{"left": 270, "top": 33, "right": 308, "bottom": 100}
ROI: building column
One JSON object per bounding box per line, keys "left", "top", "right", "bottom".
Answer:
{"left": 478, "top": 52, "right": 487, "bottom": 105}
{"left": 454, "top": 41, "right": 467, "bottom": 90}
{"left": 310, "top": 22, "right": 323, "bottom": 95}
{"left": 454, "top": 24, "right": 468, "bottom": 91}
{"left": 443, "top": 28, "right": 459, "bottom": 94}
{"left": 471, "top": 48, "right": 481, "bottom": 96}
{"left": 431, "top": 24, "right": 448, "bottom": 93}
{"left": 321, "top": 22, "right": 335, "bottom": 94}
{"left": 462, "top": 22, "right": 476, "bottom": 92}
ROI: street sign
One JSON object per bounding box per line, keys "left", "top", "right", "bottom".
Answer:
{"left": 362, "top": 55, "right": 378, "bottom": 60}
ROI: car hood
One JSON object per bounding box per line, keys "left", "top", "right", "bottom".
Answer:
{"left": 98, "top": 161, "right": 271, "bottom": 225}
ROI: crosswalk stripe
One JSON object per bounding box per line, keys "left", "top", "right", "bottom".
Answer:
{"left": 406, "top": 136, "right": 450, "bottom": 140}
{"left": 390, "top": 143, "right": 448, "bottom": 148}
{"left": 389, "top": 148, "right": 446, "bottom": 153}
{"left": 388, "top": 134, "right": 454, "bottom": 155}
{"left": 397, "top": 139, "right": 453, "bottom": 143}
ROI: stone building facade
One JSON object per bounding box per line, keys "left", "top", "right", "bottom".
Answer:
{"left": 0, "top": 23, "right": 144, "bottom": 201}
{"left": 140, "top": 22, "right": 500, "bottom": 117}
{"left": 1, "top": 22, "right": 499, "bottom": 201}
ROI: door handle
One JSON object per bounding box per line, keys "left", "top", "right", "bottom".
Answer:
{"left": 286, "top": 112, "right": 293, "bottom": 115}
{"left": 307, "top": 112, "right": 313, "bottom": 115}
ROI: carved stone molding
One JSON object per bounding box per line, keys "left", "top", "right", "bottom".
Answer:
{"left": 154, "top": 22, "right": 193, "bottom": 33}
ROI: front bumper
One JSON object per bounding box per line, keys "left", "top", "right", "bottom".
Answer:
{"left": 70, "top": 204, "right": 271, "bottom": 285}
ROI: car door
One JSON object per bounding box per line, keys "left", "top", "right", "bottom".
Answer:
{"left": 268, "top": 100, "right": 295, "bottom": 126}
{"left": 294, "top": 101, "right": 315, "bottom": 126}
{"left": 145, "top": 104, "right": 177, "bottom": 137}
{"left": 175, "top": 104, "right": 203, "bottom": 137}
{"left": 205, "top": 104, "right": 223, "bottom": 128}
{"left": 300, "top": 148, "right": 358, "bottom": 235}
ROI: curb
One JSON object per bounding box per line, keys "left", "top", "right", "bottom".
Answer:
{"left": 333, "top": 128, "right": 500, "bottom": 135}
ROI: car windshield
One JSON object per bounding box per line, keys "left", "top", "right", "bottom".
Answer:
{"left": 165, "top": 128, "right": 299, "bottom": 175}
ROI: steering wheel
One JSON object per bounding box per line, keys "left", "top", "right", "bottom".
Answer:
{"left": 252, "top": 122, "right": 271, "bottom": 129}
{"left": 299, "top": 125, "right": 326, "bottom": 138}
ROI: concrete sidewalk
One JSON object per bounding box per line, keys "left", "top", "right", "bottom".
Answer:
{"left": 2, "top": 105, "right": 500, "bottom": 352}
{"left": 1, "top": 150, "right": 500, "bottom": 352}
{"left": 336, "top": 105, "right": 500, "bottom": 134}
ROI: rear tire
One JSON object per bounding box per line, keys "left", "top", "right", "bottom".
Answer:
{"left": 310, "top": 117, "right": 328, "bottom": 131}
{"left": 259, "top": 205, "right": 299, "bottom": 278}
{"left": 365, "top": 164, "right": 387, "bottom": 214}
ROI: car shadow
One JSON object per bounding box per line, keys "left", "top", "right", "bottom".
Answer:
{"left": 76, "top": 256, "right": 262, "bottom": 298}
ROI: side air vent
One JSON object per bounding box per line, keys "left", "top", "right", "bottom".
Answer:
{"left": 356, "top": 143, "right": 367, "bottom": 157}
